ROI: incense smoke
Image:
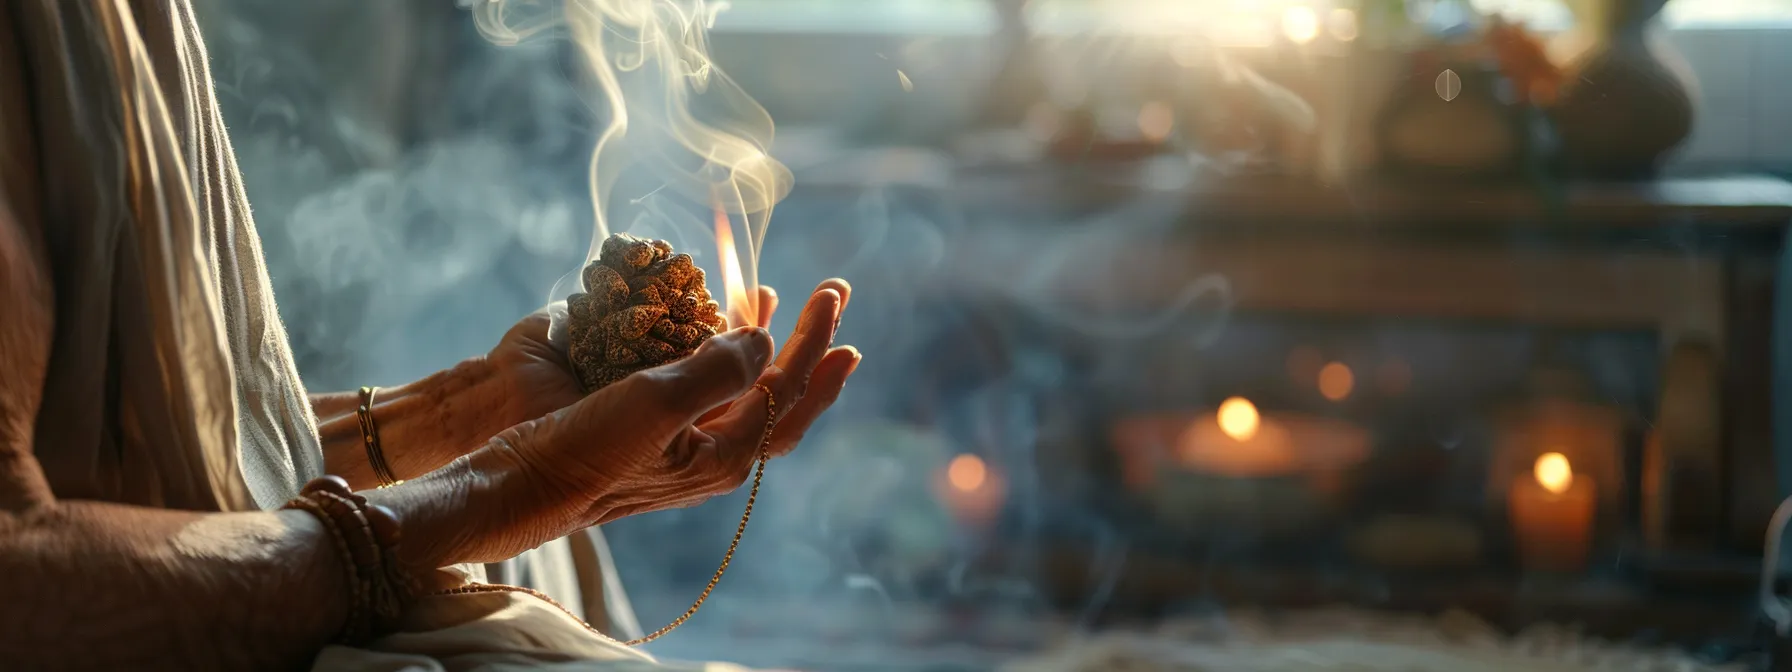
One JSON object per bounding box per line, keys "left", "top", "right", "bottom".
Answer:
{"left": 469, "top": 0, "right": 793, "bottom": 307}
{"left": 199, "top": 1, "right": 1266, "bottom": 665}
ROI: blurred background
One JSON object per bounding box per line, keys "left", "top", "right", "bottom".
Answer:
{"left": 191, "top": 0, "right": 1792, "bottom": 668}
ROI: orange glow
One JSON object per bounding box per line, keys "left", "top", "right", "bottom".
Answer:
{"left": 1138, "top": 102, "right": 1175, "bottom": 142}
{"left": 1534, "top": 452, "right": 1573, "bottom": 495}
{"left": 1318, "top": 362, "right": 1354, "bottom": 401}
{"left": 1282, "top": 5, "right": 1320, "bottom": 44}
{"left": 1216, "top": 397, "right": 1260, "bottom": 442}
{"left": 947, "top": 454, "right": 987, "bottom": 492}
{"left": 712, "top": 205, "right": 752, "bottom": 329}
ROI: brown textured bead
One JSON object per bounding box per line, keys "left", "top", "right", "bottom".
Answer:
{"left": 302, "top": 475, "right": 354, "bottom": 498}
{"left": 365, "top": 503, "right": 402, "bottom": 546}
{"left": 604, "top": 339, "right": 641, "bottom": 367}
{"left": 605, "top": 304, "right": 667, "bottom": 341}
{"left": 631, "top": 283, "right": 666, "bottom": 307}
{"left": 600, "top": 234, "right": 663, "bottom": 272}
{"left": 285, "top": 476, "right": 418, "bottom": 644}
{"left": 582, "top": 264, "right": 630, "bottom": 313}
{"left": 566, "top": 234, "right": 728, "bottom": 392}
{"left": 658, "top": 254, "right": 700, "bottom": 289}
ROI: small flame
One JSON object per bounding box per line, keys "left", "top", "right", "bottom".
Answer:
{"left": 1319, "top": 362, "right": 1354, "bottom": 401}
{"left": 1534, "top": 452, "right": 1574, "bottom": 495}
{"left": 713, "top": 204, "right": 753, "bottom": 329}
{"left": 1216, "top": 397, "right": 1260, "bottom": 442}
{"left": 1282, "top": 5, "right": 1320, "bottom": 44}
{"left": 947, "top": 454, "right": 987, "bottom": 493}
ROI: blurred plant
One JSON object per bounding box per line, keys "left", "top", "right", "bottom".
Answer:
{"left": 1484, "top": 16, "right": 1564, "bottom": 104}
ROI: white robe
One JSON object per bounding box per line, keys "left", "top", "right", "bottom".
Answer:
{"left": 2, "top": 1, "right": 719, "bottom": 668}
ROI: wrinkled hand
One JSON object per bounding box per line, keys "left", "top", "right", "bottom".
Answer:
{"left": 484, "top": 284, "right": 792, "bottom": 437}
{"left": 486, "top": 281, "right": 859, "bottom": 549}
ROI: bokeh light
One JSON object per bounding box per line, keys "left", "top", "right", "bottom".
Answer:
{"left": 1319, "top": 362, "right": 1355, "bottom": 401}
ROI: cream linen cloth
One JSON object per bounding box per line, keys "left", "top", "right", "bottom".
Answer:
{"left": 1, "top": 1, "right": 697, "bottom": 668}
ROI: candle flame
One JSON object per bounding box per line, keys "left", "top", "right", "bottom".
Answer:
{"left": 947, "top": 454, "right": 987, "bottom": 493}
{"left": 1319, "top": 362, "right": 1355, "bottom": 401}
{"left": 1217, "top": 397, "right": 1260, "bottom": 442}
{"left": 1282, "top": 5, "right": 1320, "bottom": 44}
{"left": 713, "top": 205, "right": 753, "bottom": 329}
{"left": 1534, "top": 452, "right": 1573, "bottom": 495}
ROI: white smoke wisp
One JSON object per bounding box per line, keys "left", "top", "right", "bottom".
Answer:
{"left": 468, "top": 0, "right": 794, "bottom": 305}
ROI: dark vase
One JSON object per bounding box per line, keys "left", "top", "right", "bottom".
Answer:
{"left": 1548, "top": 0, "right": 1698, "bottom": 179}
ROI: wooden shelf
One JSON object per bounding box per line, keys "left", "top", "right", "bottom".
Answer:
{"left": 789, "top": 153, "right": 1792, "bottom": 238}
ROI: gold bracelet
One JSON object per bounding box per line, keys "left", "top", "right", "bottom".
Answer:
{"left": 356, "top": 386, "right": 402, "bottom": 488}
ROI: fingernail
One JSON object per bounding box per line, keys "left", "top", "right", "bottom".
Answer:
{"left": 742, "top": 327, "right": 773, "bottom": 365}
{"left": 718, "top": 326, "right": 768, "bottom": 348}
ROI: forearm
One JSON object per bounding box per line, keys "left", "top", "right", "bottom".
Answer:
{"left": 315, "top": 357, "right": 506, "bottom": 490}
{"left": 0, "top": 451, "right": 523, "bottom": 669}
{"left": 0, "top": 502, "right": 349, "bottom": 669}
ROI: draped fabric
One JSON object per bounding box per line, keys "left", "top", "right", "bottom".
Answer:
{"left": 8, "top": 0, "right": 313, "bottom": 513}
{"left": 3, "top": 1, "right": 684, "bottom": 668}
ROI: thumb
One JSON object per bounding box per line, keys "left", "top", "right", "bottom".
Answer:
{"left": 542, "top": 300, "right": 572, "bottom": 357}
{"left": 617, "top": 327, "right": 774, "bottom": 432}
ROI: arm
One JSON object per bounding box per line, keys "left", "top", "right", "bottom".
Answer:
{"left": 313, "top": 358, "right": 510, "bottom": 491}
{"left": 0, "top": 195, "right": 349, "bottom": 666}
{"left": 0, "top": 194, "right": 501, "bottom": 668}
{"left": 0, "top": 501, "right": 352, "bottom": 667}
{"left": 0, "top": 448, "right": 526, "bottom": 669}
{"left": 1, "top": 187, "right": 855, "bottom": 668}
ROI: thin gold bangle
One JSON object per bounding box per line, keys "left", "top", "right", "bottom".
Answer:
{"left": 357, "top": 386, "right": 402, "bottom": 488}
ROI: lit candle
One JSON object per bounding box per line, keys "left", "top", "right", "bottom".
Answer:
{"left": 1168, "top": 397, "right": 1370, "bottom": 479}
{"left": 1508, "top": 452, "right": 1596, "bottom": 572}
{"left": 935, "top": 454, "right": 1005, "bottom": 528}
{"left": 1178, "top": 397, "right": 1297, "bottom": 477}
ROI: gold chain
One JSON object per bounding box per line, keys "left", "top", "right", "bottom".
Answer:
{"left": 621, "top": 382, "right": 776, "bottom": 646}
{"left": 433, "top": 384, "right": 777, "bottom": 646}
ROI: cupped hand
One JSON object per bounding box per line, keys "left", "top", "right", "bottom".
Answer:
{"left": 476, "top": 281, "right": 860, "bottom": 557}
{"left": 484, "top": 283, "right": 794, "bottom": 442}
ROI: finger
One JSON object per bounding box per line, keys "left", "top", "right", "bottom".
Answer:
{"left": 688, "top": 285, "right": 775, "bottom": 427}
{"left": 690, "top": 282, "right": 807, "bottom": 426}
{"left": 691, "top": 285, "right": 842, "bottom": 471}
{"left": 815, "top": 278, "right": 851, "bottom": 313}
{"left": 755, "top": 285, "right": 779, "bottom": 328}
{"left": 770, "top": 286, "right": 842, "bottom": 386}
{"left": 589, "top": 327, "right": 773, "bottom": 438}
{"left": 766, "top": 346, "right": 860, "bottom": 457}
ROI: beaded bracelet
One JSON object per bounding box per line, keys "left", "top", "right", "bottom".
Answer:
{"left": 283, "top": 475, "right": 417, "bottom": 643}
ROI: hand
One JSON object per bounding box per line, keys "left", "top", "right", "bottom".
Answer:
{"left": 461, "top": 281, "right": 860, "bottom": 561}
{"left": 483, "top": 284, "right": 792, "bottom": 447}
